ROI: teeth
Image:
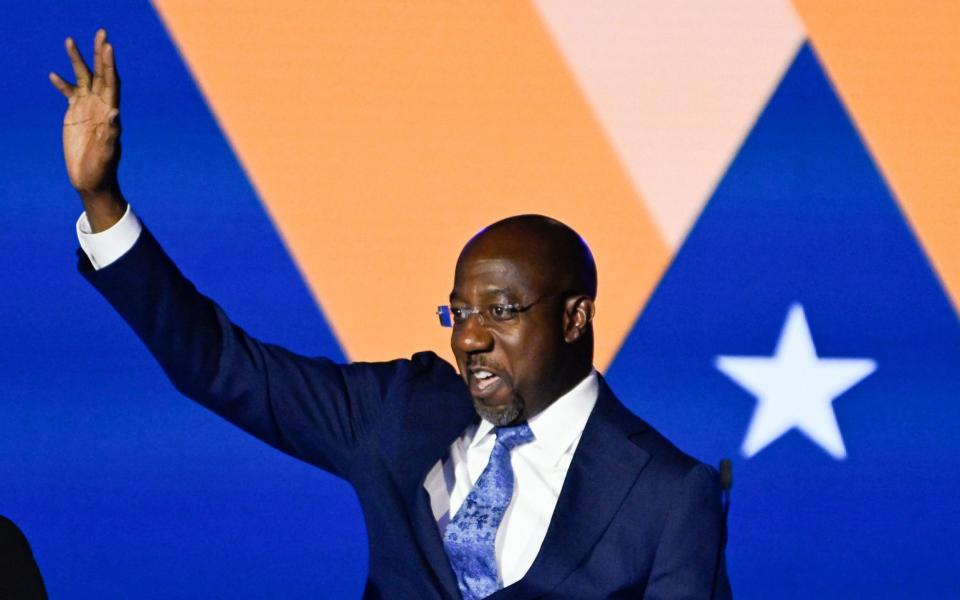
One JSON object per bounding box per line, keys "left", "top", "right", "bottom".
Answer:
{"left": 475, "top": 370, "right": 492, "bottom": 379}
{"left": 476, "top": 373, "right": 499, "bottom": 390}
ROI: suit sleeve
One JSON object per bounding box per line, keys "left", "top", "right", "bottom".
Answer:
{"left": 78, "top": 225, "right": 397, "bottom": 478}
{"left": 644, "top": 464, "right": 732, "bottom": 600}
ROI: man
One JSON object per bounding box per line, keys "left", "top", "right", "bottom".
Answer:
{"left": 51, "top": 30, "right": 731, "bottom": 598}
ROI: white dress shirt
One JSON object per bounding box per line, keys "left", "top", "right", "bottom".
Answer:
{"left": 423, "top": 372, "right": 598, "bottom": 586}
{"left": 77, "top": 206, "right": 600, "bottom": 587}
{"left": 76, "top": 203, "right": 142, "bottom": 269}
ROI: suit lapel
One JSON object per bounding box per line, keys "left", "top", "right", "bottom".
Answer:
{"left": 409, "top": 484, "right": 462, "bottom": 600}
{"left": 393, "top": 356, "right": 477, "bottom": 600}
{"left": 391, "top": 360, "right": 651, "bottom": 600}
{"left": 492, "top": 376, "right": 652, "bottom": 600}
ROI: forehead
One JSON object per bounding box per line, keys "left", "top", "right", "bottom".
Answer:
{"left": 451, "top": 255, "right": 546, "bottom": 300}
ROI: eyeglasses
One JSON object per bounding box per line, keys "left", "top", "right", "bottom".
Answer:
{"left": 436, "top": 296, "right": 552, "bottom": 328}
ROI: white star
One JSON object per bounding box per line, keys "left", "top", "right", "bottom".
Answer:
{"left": 715, "top": 303, "right": 876, "bottom": 460}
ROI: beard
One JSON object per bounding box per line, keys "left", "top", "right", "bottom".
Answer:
{"left": 473, "top": 392, "right": 525, "bottom": 426}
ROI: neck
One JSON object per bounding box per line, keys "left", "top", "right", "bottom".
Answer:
{"left": 525, "top": 361, "right": 594, "bottom": 421}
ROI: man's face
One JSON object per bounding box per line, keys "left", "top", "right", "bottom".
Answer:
{"left": 450, "top": 250, "right": 566, "bottom": 425}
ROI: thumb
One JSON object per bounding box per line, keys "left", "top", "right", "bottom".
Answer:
{"left": 105, "top": 108, "right": 121, "bottom": 138}
{"left": 96, "top": 109, "right": 121, "bottom": 143}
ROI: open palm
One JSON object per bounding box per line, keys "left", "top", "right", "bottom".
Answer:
{"left": 50, "top": 29, "right": 120, "bottom": 194}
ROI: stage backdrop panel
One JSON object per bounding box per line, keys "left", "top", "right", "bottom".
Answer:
{"left": 1, "top": 1, "right": 958, "bottom": 598}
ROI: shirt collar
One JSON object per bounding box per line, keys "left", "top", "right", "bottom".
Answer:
{"left": 470, "top": 369, "right": 599, "bottom": 465}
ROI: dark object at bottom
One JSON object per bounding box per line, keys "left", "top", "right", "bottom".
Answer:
{"left": 0, "top": 516, "right": 47, "bottom": 600}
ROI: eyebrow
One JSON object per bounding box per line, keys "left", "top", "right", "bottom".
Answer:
{"left": 449, "top": 287, "right": 514, "bottom": 302}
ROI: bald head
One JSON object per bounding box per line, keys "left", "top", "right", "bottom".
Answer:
{"left": 457, "top": 214, "right": 597, "bottom": 301}
{"left": 449, "top": 214, "right": 598, "bottom": 425}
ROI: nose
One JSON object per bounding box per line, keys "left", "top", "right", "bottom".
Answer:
{"left": 452, "top": 312, "right": 494, "bottom": 354}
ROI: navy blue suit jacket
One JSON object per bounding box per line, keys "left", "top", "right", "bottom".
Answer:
{"left": 79, "top": 227, "right": 731, "bottom": 599}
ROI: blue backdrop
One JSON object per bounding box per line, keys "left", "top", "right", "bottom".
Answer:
{"left": 2, "top": 2, "right": 958, "bottom": 598}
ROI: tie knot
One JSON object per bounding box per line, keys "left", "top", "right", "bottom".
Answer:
{"left": 494, "top": 422, "right": 535, "bottom": 451}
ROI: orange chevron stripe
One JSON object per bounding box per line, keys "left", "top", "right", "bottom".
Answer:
{"left": 152, "top": 0, "right": 670, "bottom": 369}
{"left": 793, "top": 1, "right": 960, "bottom": 314}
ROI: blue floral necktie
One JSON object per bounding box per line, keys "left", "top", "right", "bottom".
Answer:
{"left": 442, "top": 423, "right": 536, "bottom": 600}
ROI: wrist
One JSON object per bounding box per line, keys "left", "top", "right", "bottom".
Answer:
{"left": 80, "top": 185, "right": 127, "bottom": 233}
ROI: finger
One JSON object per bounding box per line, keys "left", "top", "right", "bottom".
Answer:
{"left": 92, "top": 29, "right": 106, "bottom": 95}
{"left": 65, "top": 36, "right": 92, "bottom": 89}
{"left": 102, "top": 43, "right": 119, "bottom": 108}
{"left": 48, "top": 72, "right": 75, "bottom": 99}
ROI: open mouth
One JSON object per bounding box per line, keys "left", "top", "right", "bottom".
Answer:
{"left": 468, "top": 367, "right": 504, "bottom": 399}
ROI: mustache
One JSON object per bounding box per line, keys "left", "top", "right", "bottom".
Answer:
{"left": 464, "top": 357, "right": 509, "bottom": 378}
{"left": 465, "top": 357, "right": 502, "bottom": 370}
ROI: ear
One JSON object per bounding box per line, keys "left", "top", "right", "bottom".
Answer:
{"left": 563, "top": 295, "right": 595, "bottom": 343}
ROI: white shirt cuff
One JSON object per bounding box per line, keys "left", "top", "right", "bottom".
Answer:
{"left": 76, "top": 203, "right": 143, "bottom": 270}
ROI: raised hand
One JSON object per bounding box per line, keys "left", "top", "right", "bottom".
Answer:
{"left": 50, "top": 29, "right": 126, "bottom": 232}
